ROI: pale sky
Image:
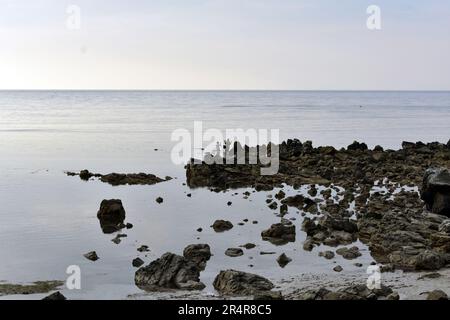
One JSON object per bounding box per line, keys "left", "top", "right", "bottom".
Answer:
{"left": 1, "top": 0, "right": 450, "bottom": 90}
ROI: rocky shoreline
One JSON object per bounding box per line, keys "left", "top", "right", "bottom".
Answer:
{"left": 4, "top": 139, "right": 450, "bottom": 300}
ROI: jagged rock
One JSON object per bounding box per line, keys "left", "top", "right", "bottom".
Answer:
{"left": 347, "top": 141, "right": 368, "bottom": 151}
{"left": 83, "top": 251, "right": 99, "bottom": 261}
{"left": 42, "top": 291, "right": 67, "bottom": 300}
{"left": 135, "top": 253, "right": 205, "bottom": 291}
{"left": 213, "top": 270, "right": 274, "bottom": 296}
{"left": 132, "top": 258, "right": 145, "bottom": 268}
{"left": 211, "top": 220, "right": 233, "bottom": 232}
{"left": 183, "top": 244, "right": 211, "bottom": 270}
{"left": 261, "top": 222, "right": 296, "bottom": 245}
{"left": 137, "top": 245, "right": 150, "bottom": 252}
{"left": 439, "top": 220, "right": 450, "bottom": 233}
{"left": 421, "top": 168, "right": 450, "bottom": 216}
{"left": 294, "top": 284, "right": 395, "bottom": 300}
{"left": 276, "top": 253, "right": 292, "bottom": 268}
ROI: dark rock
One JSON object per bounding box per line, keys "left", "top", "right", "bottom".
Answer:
{"left": 319, "top": 251, "right": 335, "bottom": 260}
{"left": 240, "top": 243, "right": 256, "bottom": 250}
{"left": 421, "top": 168, "right": 450, "bottom": 216}
{"left": 261, "top": 222, "right": 296, "bottom": 245}
{"left": 156, "top": 197, "right": 164, "bottom": 204}
{"left": 212, "top": 220, "right": 233, "bottom": 232}
{"left": 253, "top": 291, "right": 283, "bottom": 300}
{"left": 135, "top": 252, "right": 205, "bottom": 291}
{"left": 276, "top": 253, "right": 292, "bottom": 268}
{"left": 294, "top": 284, "right": 395, "bottom": 300}
{"left": 79, "top": 169, "right": 94, "bottom": 180}
{"left": 439, "top": 220, "right": 450, "bottom": 233}
{"left": 347, "top": 141, "right": 368, "bottom": 151}
{"left": 97, "top": 199, "right": 126, "bottom": 234}
{"left": 418, "top": 272, "right": 442, "bottom": 280}
{"left": 182, "top": 244, "right": 211, "bottom": 270}
{"left": 427, "top": 290, "right": 448, "bottom": 300}
{"left": 132, "top": 258, "right": 145, "bottom": 268}
{"left": 42, "top": 291, "right": 67, "bottom": 300}
{"left": 225, "top": 248, "right": 244, "bottom": 257}
{"left": 83, "top": 251, "right": 99, "bottom": 261}
{"left": 336, "top": 246, "right": 362, "bottom": 260}
{"left": 137, "top": 245, "right": 150, "bottom": 252}
{"left": 213, "top": 270, "right": 274, "bottom": 296}
{"left": 333, "top": 265, "right": 343, "bottom": 272}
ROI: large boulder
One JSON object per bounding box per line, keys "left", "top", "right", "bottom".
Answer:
{"left": 213, "top": 270, "right": 274, "bottom": 296}
{"left": 135, "top": 252, "right": 205, "bottom": 291}
{"left": 421, "top": 168, "right": 450, "bottom": 216}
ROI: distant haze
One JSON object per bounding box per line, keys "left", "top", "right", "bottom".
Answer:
{"left": 1, "top": 0, "right": 450, "bottom": 90}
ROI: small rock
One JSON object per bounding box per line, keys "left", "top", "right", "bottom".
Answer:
{"left": 211, "top": 220, "right": 233, "bottom": 232}
{"left": 42, "top": 291, "right": 67, "bottom": 300}
{"left": 132, "top": 258, "right": 145, "bottom": 268}
{"left": 83, "top": 251, "right": 99, "bottom": 261}
{"left": 276, "top": 253, "right": 292, "bottom": 268}
{"left": 319, "top": 251, "right": 335, "bottom": 260}
{"left": 137, "top": 245, "right": 150, "bottom": 252}
{"left": 240, "top": 243, "right": 256, "bottom": 250}
{"left": 333, "top": 265, "right": 343, "bottom": 272}
{"left": 156, "top": 197, "right": 164, "bottom": 204}
{"left": 225, "top": 248, "right": 244, "bottom": 257}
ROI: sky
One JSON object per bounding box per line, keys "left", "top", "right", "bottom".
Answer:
{"left": 1, "top": 0, "right": 450, "bottom": 90}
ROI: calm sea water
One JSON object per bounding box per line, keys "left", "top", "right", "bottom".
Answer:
{"left": 0, "top": 91, "right": 449, "bottom": 299}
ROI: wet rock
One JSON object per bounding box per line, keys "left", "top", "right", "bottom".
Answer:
{"left": 182, "top": 244, "right": 211, "bottom": 270}
{"left": 418, "top": 272, "right": 442, "bottom": 280}
{"left": 97, "top": 199, "right": 126, "bottom": 234}
{"left": 261, "top": 222, "right": 296, "bottom": 245}
{"left": 439, "top": 220, "right": 450, "bottom": 233}
{"left": 427, "top": 290, "right": 448, "bottom": 300}
{"left": 347, "top": 141, "right": 368, "bottom": 151}
{"left": 0, "top": 281, "right": 64, "bottom": 297}
{"left": 97, "top": 199, "right": 126, "bottom": 220}
{"left": 137, "top": 245, "right": 150, "bottom": 252}
{"left": 253, "top": 291, "right": 283, "bottom": 300}
{"left": 132, "top": 258, "right": 145, "bottom": 268}
{"left": 156, "top": 197, "right": 164, "bottom": 204}
{"left": 68, "top": 171, "right": 168, "bottom": 186}
{"left": 135, "top": 252, "right": 205, "bottom": 291}
{"left": 275, "top": 190, "right": 286, "bottom": 200}
{"left": 336, "top": 246, "right": 362, "bottom": 260}
{"left": 240, "top": 243, "right": 256, "bottom": 250}
{"left": 211, "top": 220, "right": 233, "bottom": 232}
{"left": 294, "top": 284, "right": 395, "bottom": 300}
{"left": 276, "top": 253, "right": 292, "bottom": 268}
{"left": 421, "top": 168, "right": 450, "bottom": 216}
{"left": 42, "top": 291, "right": 67, "bottom": 300}
{"left": 319, "top": 251, "right": 335, "bottom": 260}
{"left": 225, "top": 248, "right": 244, "bottom": 257}
{"left": 333, "top": 265, "right": 343, "bottom": 272}
{"left": 213, "top": 270, "right": 274, "bottom": 296}
{"left": 83, "top": 251, "right": 99, "bottom": 261}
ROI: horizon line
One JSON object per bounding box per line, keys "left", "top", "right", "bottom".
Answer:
{"left": 1, "top": 89, "right": 450, "bottom": 92}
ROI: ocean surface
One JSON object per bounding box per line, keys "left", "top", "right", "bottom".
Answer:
{"left": 1, "top": 91, "right": 449, "bottom": 299}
